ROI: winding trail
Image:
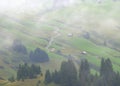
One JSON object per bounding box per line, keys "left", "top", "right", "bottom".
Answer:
{"left": 46, "top": 28, "right": 61, "bottom": 51}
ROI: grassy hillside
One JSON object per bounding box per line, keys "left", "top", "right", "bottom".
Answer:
{"left": 0, "top": 0, "right": 120, "bottom": 85}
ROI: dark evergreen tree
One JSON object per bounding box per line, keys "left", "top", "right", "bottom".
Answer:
{"left": 52, "top": 70, "right": 61, "bottom": 84}
{"left": 60, "top": 60, "right": 77, "bottom": 86}
{"left": 113, "top": 72, "right": 120, "bottom": 86}
{"left": 100, "top": 58, "right": 105, "bottom": 76}
{"left": 79, "top": 59, "right": 90, "bottom": 86}
{"left": 97, "top": 58, "right": 115, "bottom": 86}
{"left": 105, "top": 58, "right": 114, "bottom": 76}
{"left": 17, "top": 64, "right": 22, "bottom": 81}
{"left": 29, "top": 48, "right": 49, "bottom": 63}
{"left": 44, "top": 70, "right": 52, "bottom": 84}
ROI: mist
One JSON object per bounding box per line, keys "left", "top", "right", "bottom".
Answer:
{"left": 0, "top": 0, "right": 44, "bottom": 14}
{"left": 0, "top": 0, "right": 75, "bottom": 15}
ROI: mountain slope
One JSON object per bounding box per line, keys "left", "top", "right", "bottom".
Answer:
{"left": 0, "top": 0, "right": 120, "bottom": 81}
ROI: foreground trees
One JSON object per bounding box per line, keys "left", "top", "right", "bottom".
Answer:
{"left": 44, "top": 60, "right": 77, "bottom": 86}
{"left": 17, "top": 63, "right": 41, "bottom": 81}
{"left": 44, "top": 70, "right": 52, "bottom": 84}
{"left": 96, "top": 58, "right": 115, "bottom": 86}
{"left": 14, "top": 58, "right": 120, "bottom": 86}
{"left": 79, "top": 59, "right": 91, "bottom": 86}
{"left": 60, "top": 60, "right": 77, "bottom": 86}
{"left": 44, "top": 58, "right": 120, "bottom": 86}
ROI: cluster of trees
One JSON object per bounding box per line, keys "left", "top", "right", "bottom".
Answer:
{"left": 29, "top": 48, "right": 49, "bottom": 63}
{"left": 12, "top": 39, "right": 49, "bottom": 63}
{"left": 17, "top": 63, "right": 41, "bottom": 81}
{"left": 45, "top": 60, "right": 78, "bottom": 86}
{"left": 44, "top": 58, "right": 120, "bottom": 86}
{"left": 12, "top": 39, "right": 27, "bottom": 54}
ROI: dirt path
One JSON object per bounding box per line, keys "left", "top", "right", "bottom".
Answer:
{"left": 46, "top": 28, "right": 61, "bottom": 51}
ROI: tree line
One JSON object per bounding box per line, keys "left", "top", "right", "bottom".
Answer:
{"left": 8, "top": 63, "right": 42, "bottom": 82}
{"left": 17, "top": 63, "right": 41, "bottom": 81}
{"left": 44, "top": 58, "right": 120, "bottom": 86}
{"left": 8, "top": 58, "right": 120, "bottom": 86}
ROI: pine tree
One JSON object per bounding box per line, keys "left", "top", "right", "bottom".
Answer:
{"left": 45, "top": 70, "right": 52, "bottom": 84}
{"left": 100, "top": 58, "right": 105, "bottom": 76}
{"left": 98, "top": 58, "right": 115, "bottom": 86}
{"left": 79, "top": 59, "right": 90, "bottom": 86}
{"left": 60, "top": 60, "right": 77, "bottom": 86}
{"left": 52, "top": 70, "right": 60, "bottom": 84}
{"left": 17, "top": 64, "right": 22, "bottom": 81}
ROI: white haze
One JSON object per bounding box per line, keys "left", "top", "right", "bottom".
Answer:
{"left": 0, "top": 0, "right": 75, "bottom": 15}
{"left": 0, "top": 0, "right": 51, "bottom": 15}
{"left": 0, "top": 0, "right": 76, "bottom": 47}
